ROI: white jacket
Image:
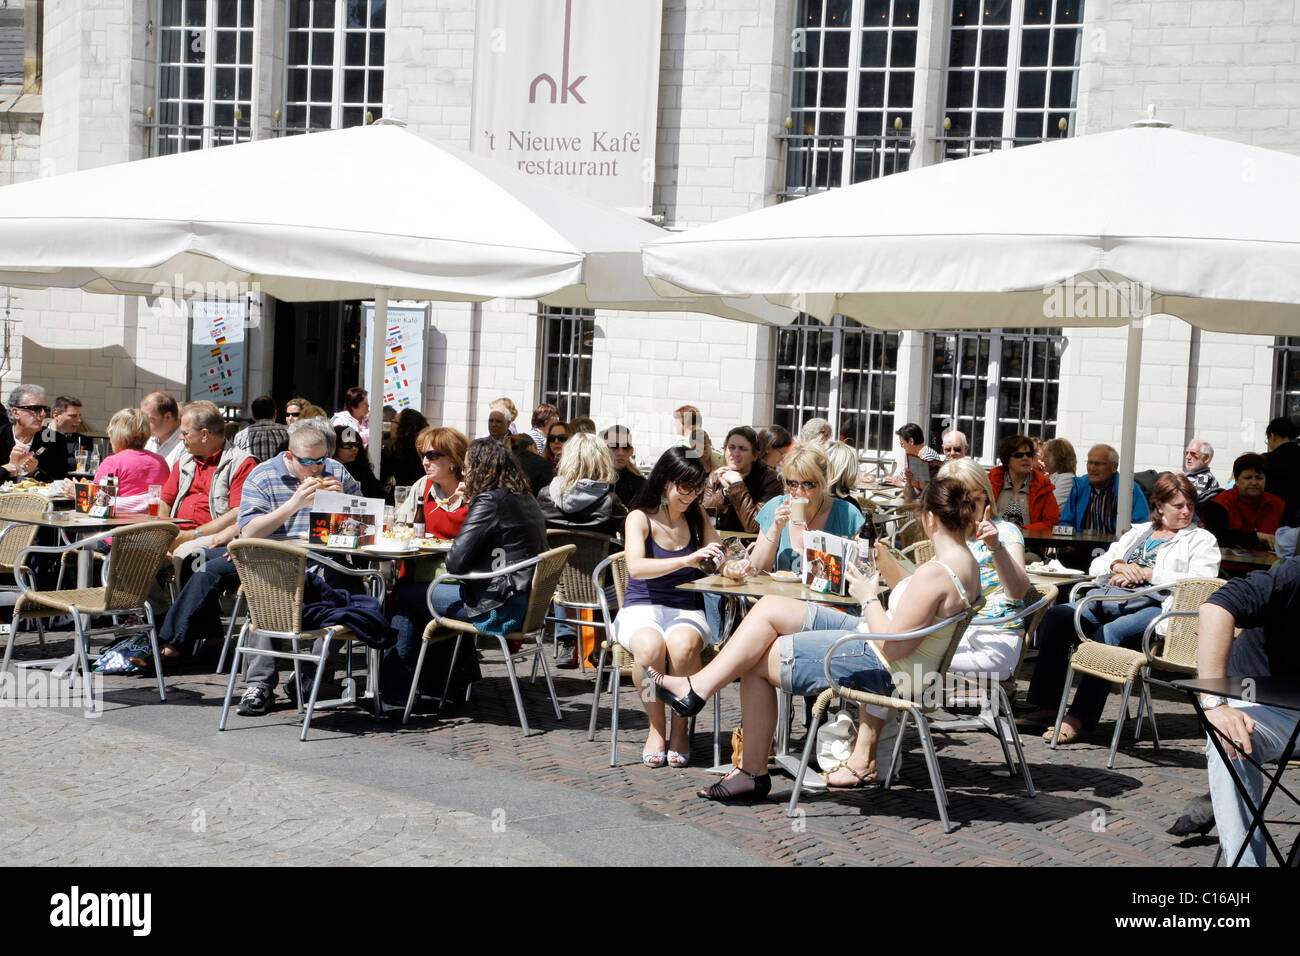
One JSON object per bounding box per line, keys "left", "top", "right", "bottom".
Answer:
{"left": 1088, "top": 522, "right": 1221, "bottom": 616}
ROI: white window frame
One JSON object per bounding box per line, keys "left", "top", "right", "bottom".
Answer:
{"left": 538, "top": 306, "right": 595, "bottom": 421}
{"left": 283, "top": 0, "right": 386, "bottom": 134}
{"left": 154, "top": 0, "right": 254, "bottom": 154}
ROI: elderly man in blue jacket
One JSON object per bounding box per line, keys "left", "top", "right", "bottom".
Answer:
{"left": 1059, "top": 443, "right": 1149, "bottom": 533}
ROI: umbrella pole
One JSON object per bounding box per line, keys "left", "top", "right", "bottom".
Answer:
{"left": 368, "top": 287, "right": 389, "bottom": 474}
{"left": 1116, "top": 317, "right": 1144, "bottom": 533}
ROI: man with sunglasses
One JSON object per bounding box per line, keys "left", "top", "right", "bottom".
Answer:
{"left": 0, "top": 384, "right": 70, "bottom": 482}
{"left": 156, "top": 422, "right": 359, "bottom": 708}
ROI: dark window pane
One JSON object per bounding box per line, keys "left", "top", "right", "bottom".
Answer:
{"left": 1020, "top": 27, "right": 1049, "bottom": 66}
{"left": 160, "top": 28, "right": 182, "bottom": 63}
{"left": 162, "top": 0, "right": 183, "bottom": 28}
{"left": 893, "top": 0, "right": 919, "bottom": 26}
{"left": 213, "top": 103, "right": 234, "bottom": 128}
{"left": 948, "top": 28, "right": 977, "bottom": 67}
{"left": 980, "top": 28, "right": 1010, "bottom": 66}
{"left": 310, "top": 105, "right": 333, "bottom": 129}
{"left": 944, "top": 110, "right": 971, "bottom": 137}
{"left": 185, "top": 102, "right": 205, "bottom": 128}
{"left": 185, "top": 66, "right": 205, "bottom": 98}
{"left": 287, "top": 68, "right": 308, "bottom": 103}
{"left": 214, "top": 67, "right": 235, "bottom": 100}
{"left": 800, "top": 74, "right": 819, "bottom": 109}
{"left": 312, "top": 31, "right": 335, "bottom": 66}
{"left": 946, "top": 70, "right": 975, "bottom": 109}
{"left": 820, "top": 70, "right": 848, "bottom": 109}
{"left": 1049, "top": 69, "right": 1076, "bottom": 108}
{"left": 346, "top": 32, "right": 367, "bottom": 66}
{"left": 286, "top": 104, "right": 307, "bottom": 128}
{"left": 1052, "top": 28, "right": 1082, "bottom": 66}
{"left": 864, "top": 0, "right": 890, "bottom": 23}
{"left": 891, "top": 30, "right": 917, "bottom": 68}
{"left": 184, "top": 29, "right": 205, "bottom": 63}
{"left": 1015, "top": 111, "right": 1043, "bottom": 141}
{"left": 314, "top": 0, "right": 337, "bottom": 29}
{"left": 1017, "top": 70, "right": 1046, "bottom": 109}
{"left": 975, "top": 110, "right": 1003, "bottom": 139}
{"left": 1057, "top": 1, "right": 1082, "bottom": 24}
{"left": 950, "top": 0, "right": 979, "bottom": 24}
{"left": 238, "top": 69, "right": 252, "bottom": 101}
{"left": 310, "top": 70, "right": 332, "bottom": 102}
{"left": 239, "top": 29, "right": 254, "bottom": 65}
{"left": 825, "top": 0, "right": 853, "bottom": 25}
{"left": 370, "top": 0, "right": 386, "bottom": 29}
{"left": 343, "top": 106, "right": 364, "bottom": 128}
{"left": 887, "top": 72, "right": 914, "bottom": 108}
{"left": 976, "top": 71, "right": 1006, "bottom": 109}
{"left": 184, "top": 0, "right": 206, "bottom": 28}
{"left": 347, "top": 0, "right": 368, "bottom": 29}
{"left": 344, "top": 69, "right": 365, "bottom": 103}
{"left": 369, "top": 32, "right": 385, "bottom": 66}
{"left": 984, "top": 0, "right": 1012, "bottom": 25}
{"left": 860, "top": 30, "right": 888, "bottom": 68}
{"left": 823, "top": 29, "right": 850, "bottom": 68}
{"left": 217, "top": 0, "right": 238, "bottom": 28}
{"left": 289, "top": 3, "right": 310, "bottom": 29}
{"left": 856, "top": 110, "right": 883, "bottom": 137}
{"left": 368, "top": 70, "right": 384, "bottom": 104}
{"left": 858, "top": 70, "right": 885, "bottom": 108}
{"left": 288, "top": 31, "right": 309, "bottom": 66}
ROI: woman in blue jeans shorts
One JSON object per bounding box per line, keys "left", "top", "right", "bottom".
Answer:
{"left": 649, "top": 478, "right": 983, "bottom": 800}
{"left": 1024, "top": 472, "right": 1220, "bottom": 743}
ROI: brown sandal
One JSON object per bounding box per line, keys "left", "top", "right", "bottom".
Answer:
{"left": 822, "top": 760, "right": 877, "bottom": 789}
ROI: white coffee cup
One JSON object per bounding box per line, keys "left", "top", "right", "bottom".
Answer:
{"left": 790, "top": 497, "right": 808, "bottom": 524}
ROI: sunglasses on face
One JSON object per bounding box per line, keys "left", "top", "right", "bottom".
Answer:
{"left": 549, "top": 434, "right": 569, "bottom": 443}
{"left": 1009, "top": 451, "right": 1033, "bottom": 460}
{"left": 293, "top": 454, "right": 328, "bottom": 467}
{"left": 339, "top": 442, "right": 361, "bottom": 451}
{"left": 285, "top": 413, "right": 301, "bottom": 420}
{"left": 14, "top": 404, "right": 48, "bottom": 414}
{"left": 785, "top": 479, "right": 818, "bottom": 492}
{"left": 673, "top": 480, "right": 704, "bottom": 496}
{"left": 607, "top": 443, "right": 631, "bottom": 451}
{"left": 422, "top": 450, "right": 444, "bottom": 462}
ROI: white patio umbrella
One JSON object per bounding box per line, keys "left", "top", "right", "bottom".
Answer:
{"left": 643, "top": 119, "right": 1300, "bottom": 526}
{"left": 0, "top": 122, "right": 788, "bottom": 469}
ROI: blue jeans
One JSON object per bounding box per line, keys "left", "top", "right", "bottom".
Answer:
{"left": 380, "top": 579, "right": 477, "bottom": 704}
{"left": 1027, "top": 600, "right": 1163, "bottom": 727}
{"left": 159, "top": 549, "right": 235, "bottom": 653}
{"left": 1207, "top": 702, "right": 1300, "bottom": 866}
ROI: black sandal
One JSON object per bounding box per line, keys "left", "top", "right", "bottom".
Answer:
{"left": 698, "top": 766, "right": 772, "bottom": 803}
{"left": 645, "top": 665, "right": 707, "bottom": 718}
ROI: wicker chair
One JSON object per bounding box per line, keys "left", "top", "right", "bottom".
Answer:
{"left": 786, "top": 605, "right": 981, "bottom": 833}
{"left": 902, "top": 539, "right": 934, "bottom": 566}
{"left": 4, "top": 520, "right": 177, "bottom": 709}
{"left": 1049, "top": 576, "right": 1226, "bottom": 768}
{"left": 929, "top": 584, "right": 1059, "bottom": 797}
{"left": 0, "top": 493, "right": 51, "bottom": 649}
{"left": 220, "top": 539, "right": 380, "bottom": 741}
{"left": 543, "top": 529, "right": 616, "bottom": 674}
{"left": 402, "top": 544, "right": 576, "bottom": 736}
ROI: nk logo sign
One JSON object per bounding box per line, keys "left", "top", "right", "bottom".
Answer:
{"left": 529, "top": 0, "right": 587, "bottom": 104}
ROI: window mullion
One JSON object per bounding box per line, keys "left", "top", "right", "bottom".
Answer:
{"left": 332, "top": 0, "right": 346, "bottom": 128}
{"left": 202, "top": 3, "right": 216, "bottom": 148}
{"left": 840, "top": 3, "right": 866, "bottom": 189}
{"left": 1003, "top": 0, "right": 1027, "bottom": 142}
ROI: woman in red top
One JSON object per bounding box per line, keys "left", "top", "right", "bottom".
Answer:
{"left": 987, "top": 433, "right": 1060, "bottom": 536}
{"left": 1201, "top": 453, "right": 1285, "bottom": 550}
{"left": 384, "top": 425, "right": 472, "bottom": 706}
{"left": 394, "top": 426, "right": 469, "bottom": 538}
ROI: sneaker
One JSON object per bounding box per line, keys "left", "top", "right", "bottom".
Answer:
{"left": 236, "top": 684, "right": 274, "bottom": 716}
{"left": 556, "top": 639, "right": 578, "bottom": 669}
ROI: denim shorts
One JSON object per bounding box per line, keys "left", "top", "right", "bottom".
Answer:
{"left": 778, "top": 602, "right": 896, "bottom": 699}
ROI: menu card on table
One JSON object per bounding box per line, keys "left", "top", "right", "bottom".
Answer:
{"left": 74, "top": 481, "right": 115, "bottom": 517}
{"left": 308, "top": 492, "right": 386, "bottom": 548}
{"left": 802, "top": 531, "right": 863, "bottom": 597}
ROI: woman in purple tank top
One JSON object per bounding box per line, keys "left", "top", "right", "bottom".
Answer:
{"left": 616, "top": 446, "right": 724, "bottom": 769}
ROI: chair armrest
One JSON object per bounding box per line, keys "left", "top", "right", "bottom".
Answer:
{"left": 1068, "top": 579, "right": 1100, "bottom": 602}
{"left": 1141, "top": 610, "right": 1198, "bottom": 662}
{"left": 819, "top": 611, "right": 970, "bottom": 698}
{"left": 1072, "top": 582, "right": 1169, "bottom": 642}
{"left": 423, "top": 552, "right": 546, "bottom": 627}
{"left": 591, "top": 553, "right": 619, "bottom": 634}
{"left": 15, "top": 528, "right": 121, "bottom": 594}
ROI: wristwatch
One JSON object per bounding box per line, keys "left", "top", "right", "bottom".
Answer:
{"left": 1199, "top": 694, "right": 1227, "bottom": 710}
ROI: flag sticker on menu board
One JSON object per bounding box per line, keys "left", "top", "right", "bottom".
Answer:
{"left": 363, "top": 304, "right": 426, "bottom": 414}
{"left": 190, "top": 299, "right": 245, "bottom": 406}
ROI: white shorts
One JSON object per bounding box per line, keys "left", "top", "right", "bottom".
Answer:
{"left": 614, "top": 603, "right": 711, "bottom": 652}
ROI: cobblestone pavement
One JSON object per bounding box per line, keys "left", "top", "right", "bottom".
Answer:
{"left": 0, "top": 704, "right": 570, "bottom": 866}
{"left": 5, "top": 627, "right": 1294, "bottom": 866}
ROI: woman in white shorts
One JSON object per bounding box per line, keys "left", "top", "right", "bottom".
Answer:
{"left": 616, "top": 445, "right": 723, "bottom": 769}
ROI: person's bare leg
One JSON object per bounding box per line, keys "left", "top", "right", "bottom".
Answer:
{"left": 628, "top": 629, "right": 669, "bottom": 757}
{"left": 664, "top": 626, "right": 702, "bottom": 756}
{"left": 822, "top": 706, "right": 884, "bottom": 786}
{"left": 700, "top": 654, "right": 779, "bottom": 797}
{"left": 653, "top": 595, "right": 809, "bottom": 701}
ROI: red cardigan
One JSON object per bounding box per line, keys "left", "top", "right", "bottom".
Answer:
{"left": 988, "top": 465, "right": 1061, "bottom": 535}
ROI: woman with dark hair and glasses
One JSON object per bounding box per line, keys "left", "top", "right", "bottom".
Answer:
{"left": 752, "top": 442, "right": 864, "bottom": 575}
{"left": 383, "top": 436, "right": 544, "bottom": 707}
{"left": 544, "top": 420, "right": 570, "bottom": 473}
{"left": 987, "top": 433, "right": 1060, "bottom": 535}
{"left": 616, "top": 446, "right": 724, "bottom": 768}
{"left": 333, "top": 425, "right": 385, "bottom": 499}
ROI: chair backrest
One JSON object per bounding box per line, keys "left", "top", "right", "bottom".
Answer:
{"left": 904, "top": 539, "right": 935, "bottom": 565}
{"left": 1003, "top": 582, "right": 1058, "bottom": 690}
{"left": 518, "top": 544, "right": 578, "bottom": 635}
{"left": 1152, "top": 576, "right": 1226, "bottom": 670}
{"left": 102, "top": 521, "right": 183, "bottom": 610}
{"left": 0, "top": 493, "right": 47, "bottom": 570}
{"left": 886, "top": 605, "right": 982, "bottom": 709}
{"left": 227, "top": 538, "right": 310, "bottom": 634}
{"left": 547, "top": 529, "right": 615, "bottom": 607}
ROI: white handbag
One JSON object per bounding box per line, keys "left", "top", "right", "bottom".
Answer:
{"left": 815, "top": 709, "right": 857, "bottom": 772}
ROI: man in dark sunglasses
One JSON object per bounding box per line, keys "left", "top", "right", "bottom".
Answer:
{"left": 0, "top": 383, "right": 70, "bottom": 482}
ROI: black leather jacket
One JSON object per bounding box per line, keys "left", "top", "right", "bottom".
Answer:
{"left": 445, "top": 487, "right": 548, "bottom": 616}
